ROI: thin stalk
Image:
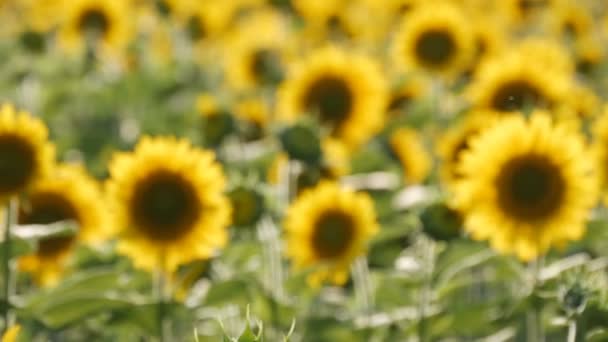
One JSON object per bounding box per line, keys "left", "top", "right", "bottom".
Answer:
{"left": 155, "top": 254, "right": 169, "bottom": 342}
{"left": 527, "top": 257, "right": 545, "bottom": 342}
{"left": 417, "top": 236, "right": 435, "bottom": 342}
{"left": 352, "top": 256, "right": 373, "bottom": 318}
{"left": 2, "top": 198, "right": 16, "bottom": 335}
{"left": 257, "top": 217, "right": 285, "bottom": 301}
{"left": 567, "top": 320, "right": 577, "bottom": 342}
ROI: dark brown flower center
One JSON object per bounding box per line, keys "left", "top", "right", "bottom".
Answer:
{"left": 130, "top": 171, "right": 201, "bottom": 241}
{"left": 496, "top": 154, "right": 565, "bottom": 221}
{"left": 229, "top": 187, "right": 263, "bottom": 227}
{"left": 312, "top": 210, "right": 355, "bottom": 259}
{"left": 518, "top": 0, "right": 546, "bottom": 14}
{"left": 491, "top": 80, "right": 546, "bottom": 112}
{"left": 414, "top": 29, "right": 456, "bottom": 67}
{"left": 249, "top": 49, "right": 283, "bottom": 85}
{"left": 0, "top": 134, "right": 36, "bottom": 194}
{"left": 303, "top": 76, "right": 353, "bottom": 130}
{"left": 187, "top": 16, "right": 206, "bottom": 41}
{"left": 19, "top": 192, "right": 79, "bottom": 258}
{"left": 79, "top": 8, "right": 109, "bottom": 37}
{"left": 388, "top": 93, "right": 413, "bottom": 113}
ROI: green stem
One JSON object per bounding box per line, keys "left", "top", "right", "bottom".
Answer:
{"left": 155, "top": 255, "right": 169, "bottom": 342}
{"left": 527, "top": 258, "right": 545, "bottom": 342}
{"left": 2, "top": 199, "right": 15, "bottom": 335}
{"left": 352, "top": 256, "right": 373, "bottom": 317}
{"left": 418, "top": 236, "right": 435, "bottom": 342}
{"left": 567, "top": 320, "right": 577, "bottom": 342}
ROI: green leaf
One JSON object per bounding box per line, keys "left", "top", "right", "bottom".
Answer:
{"left": 0, "top": 236, "right": 34, "bottom": 258}
{"left": 239, "top": 306, "right": 263, "bottom": 342}
{"left": 38, "top": 296, "right": 131, "bottom": 328}
{"left": 21, "top": 269, "right": 123, "bottom": 316}
{"left": 204, "top": 279, "right": 250, "bottom": 307}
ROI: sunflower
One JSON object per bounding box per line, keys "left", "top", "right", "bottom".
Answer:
{"left": 366, "top": 0, "right": 422, "bottom": 16}
{"left": 0, "top": 104, "right": 53, "bottom": 202}
{"left": 499, "top": 0, "right": 551, "bottom": 25}
{"left": 267, "top": 153, "right": 288, "bottom": 185}
{"left": 107, "top": 136, "right": 231, "bottom": 272}
{"left": 390, "top": 127, "right": 431, "bottom": 185}
{"left": 557, "top": 84, "right": 601, "bottom": 120}
{"left": 284, "top": 182, "right": 379, "bottom": 286}
{"left": 322, "top": 0, "right": 393, "bottom": 45}
{"left": 466, "top": 40, "right": 573, "bottom": 113}
{"left": 468, "top": 16, "right": 509, "bottom": 70}
{"left": 547, "top": 1, "right": 592, "bottom": 40}
{"left": 437, "top": 111, "right": 496, "bottom": 188}
{"left": 277, "top": 46, "right": 388, "bottom": 150}
{"left": 224, "top": 8, "right": 292, "bottom": 90}
{"left": 173, "top": 1, "right": 236, "bottom": 43}
{"left": 574, "top": 35, "right": 604, "bottom": 75}
{"left": 18, "top": 165, "right": 109, "bottom": 287}
{"left": 20, "top": 0, "right": 63, "bottom": 33}
{"left": 291, "top": 0, "right": 345, "bottom": 27}
{"left": 266, "top": 138, "right": 350, "bottom": 192}
{"left": 196, "top": 93, "right": 235, "bottom": 146}
{"left": 233, "top": 97, "right": 270, "bottom": 141}
{"left": 454, "top": 112, "right": 597, "bottom": 261}
{"left": 391, "top": 3, "right": 475, "bottom": 76}
{"left": 1, "top": 325, "right": 20, "bottom": 342}
{"left": 58, "top": 0, "right": 133, "bottom": 57}
{"left": 321, "top": 138, "right": 351, "bottom": 179}
{"left": 387, "top": 77, "right": 429, "bottom": 117}
{"left": 234, "top": 97, "right": 269, "bottom": 128}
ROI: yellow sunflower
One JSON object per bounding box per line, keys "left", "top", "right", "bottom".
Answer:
{"left": 390, "top": 127, "right": 431, "bottom": 185}
{"left": 466, "top": 40, "right": 573, "bottom": 113}
{"left": 391, "top": 3, "right": 475, "bottom": 76}
{"left": 468, "top": 15, "right": 509, "bottom": 69}
{"left": 454, "top": 112, "right": 597, "bottom": 261}
{"left": 266, "top": 139, "right": 350, "bottom": 189}
{"left": 107, "top": 136, "right": 231, "bottom": 272}
{"left": 267, "top": 153, "right": 288, "bottom": 185}
{"left": 556, "top": 84, "right": 601, "bottom": 120}
{"left": 196, "top": 93, "right": 235, "bottom": 146}
{"left": 58, "top": 0, "right": 133, "bottom": 57}
{"left": 437, "top": 111, "right": 496, "bottom": 188}
{"left": 574, "top": 35, "right": 604, "bottom": 74}
{"left": 0, "top": 104, "right": 54, "bottom": 202}
{"left": 224, "top": 8, "right": 292, "bottom": 90}
{"left": 1, "top": 324, "right": 20, "bottom": 342}
{"left": 387, "top": 77, "right": 429, "bottom": 117}
{"left": 19, "top": 0, "right": 64, "bottom": 32}
{"left": 234, "top": 97, "right": 269, "bottom": 128}
{"left": 277, "top": 46, "right": 388, "bottom": 150}
{"left": 18, "top": 165, "right": 109, "bottom": 287}
{"left": 514, "top": 38, "right": 575, "bottom": 75}
{"left": 284, "top": 181, "right": 379, "bottom": 286}
{"left": 365, "top": 0, "right": 422, "bottom": 17}
{"left": 173, "top": 1, "right": 236, "bottom": 43}
{"left": 547, "top": 0, "right": 592, "bottom": 40}
{"left": 291, "top": 0, "right": 345, "bottom": 27}
{"left": 499, "top": 0, "right": 551, "bottom": 25}
{"left": 321, "top": 138, "right": 351, "bottom": 179}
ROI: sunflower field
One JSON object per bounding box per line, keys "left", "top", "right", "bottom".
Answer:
{"left": 2, "top": 0, "right": 608, "bottom": 341}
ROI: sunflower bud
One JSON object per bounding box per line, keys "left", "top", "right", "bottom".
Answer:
{"left": 279, "top": 124, "right": 322, "bottom": 164}
{"left": 420, "top": 202, "right": 462, "bottom": 242}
